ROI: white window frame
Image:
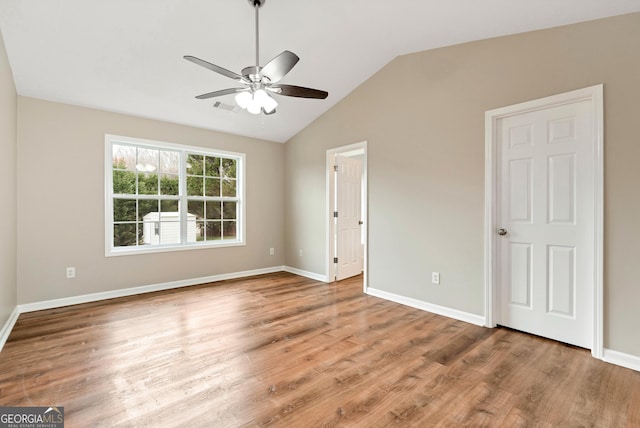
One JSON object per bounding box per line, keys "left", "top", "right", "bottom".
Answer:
{"left": 105, "top": 134, "right": 246, "bottom": 257}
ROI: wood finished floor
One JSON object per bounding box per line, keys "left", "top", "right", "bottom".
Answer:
{"left": 1, "top": 272, "right": 639, "bottom": 427}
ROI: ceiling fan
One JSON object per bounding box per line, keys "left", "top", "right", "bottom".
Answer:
{"left": 184, "top": 0, "right": 328, "bottom": 115}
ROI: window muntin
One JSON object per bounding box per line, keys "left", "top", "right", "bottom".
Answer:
{"left": 105, "top": 135, "right": 244, "bottom": 256}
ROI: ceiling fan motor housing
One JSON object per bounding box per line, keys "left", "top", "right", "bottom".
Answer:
{"left": 241, "top": 66, "right": 265, "bottom": 83}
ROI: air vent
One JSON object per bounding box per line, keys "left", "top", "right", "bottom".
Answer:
{"left": 212, "top": 101, "right": 239, "bottom": 113}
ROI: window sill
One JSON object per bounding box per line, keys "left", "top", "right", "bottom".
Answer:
{"left": 105, "top": 240, "right": 245, "bottom": 257}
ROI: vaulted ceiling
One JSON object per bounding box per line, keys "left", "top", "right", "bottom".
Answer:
{"left": 1, "top": 0, "right": 639, "bottom": 142}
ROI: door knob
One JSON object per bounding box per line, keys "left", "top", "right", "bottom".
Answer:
{"left": 497, "top": 228, "right": 508, "bottom": 236}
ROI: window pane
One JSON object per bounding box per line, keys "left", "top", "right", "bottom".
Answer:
{"left": 186, "top": 219, "right": 197, "bottom": 243}
{"left": 114, "top": 223, "right": 137, "bottom": 247}
{"left": 222, "top": 221, "right": 236, "bottom": 240}
{"left": 160, "top": 150, "right": 179, "bottom": 174}
{"left": 221, "top": 158, "right": 237, "bottom": 179}
{"left": 138, "top": 173, "right": 158, "bottom": 195}
{"left": 160, "top": 174, "right": 179, "bottom": 195}
{"left": 195, "top": 220, "right": 205, "bottom": 241}
{"left": 205, "top": 156, "right": 220, "bottom": 177}
{"left": 113, "top": 145, "right": 136, "bottom": 170}
{"left": 222, "top": 179, "right": 236, "bottom": 197}
{"left": 141, "top": 221, "right": 158, "bottom": 245}
{"left": 206, "top": 201, "right": 222, "bottom": 220}
{"left": 113, "top": 170, "right": 136, "bottom": 194}
{"left": 187, "top": 176, "right": 203, "bottom": 196}
{"left": 223, "top": 201, "right": 237, "bottom": 220}
{"left": 187, "top": 154, "right": 203, "bottom": 175}
{"left": 161, "top": 199, "right": 179, "bottom": 213}
{"left": 207, "top": 221, "right": 222, "bottom": 241}
{"left": 205, "top": 178, "right": 221, "bottom": 197}
{"left": 188, "top": 200, "right": 204, "bottom": 219}
{"left": 137, "top": 147, "right": 158, "bottom": 174}
{"left": 138, "top": 199, "right": 158, "bottom": 221}
{"left": 137, "top": 223, "right": 144, "bottom": 245}
{"left": 113, "top": 199, "right": 136, "bottom": 222}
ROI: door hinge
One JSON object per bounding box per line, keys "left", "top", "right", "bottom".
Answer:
{"left": 333, "top": 165, "right": 338, "bottom": 172}
{"left": 334, "top": 211, "right": 338, "bottom": 218}
{"left": 333, "top": 257, "right": 338, "bottom": 264}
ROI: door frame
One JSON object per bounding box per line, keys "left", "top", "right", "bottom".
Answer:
{"left": 484, "top": 85, "right": 604, "bottom": 358}
{"left": 326, "top": 141, "right": 368, "bottom": 291}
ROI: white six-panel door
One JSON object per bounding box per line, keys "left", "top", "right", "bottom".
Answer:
{"left": 496, "top": 99, "right": 594, "bottom": 348}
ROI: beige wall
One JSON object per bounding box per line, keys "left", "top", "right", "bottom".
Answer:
{"left": 284, "top": 13, "right": 640, "bottom": 356}
{"left": 17, "top": 98, "right": 284, "bottom": 304}
{"left": 0, "top": 29, "right": 17, "bottom": 329}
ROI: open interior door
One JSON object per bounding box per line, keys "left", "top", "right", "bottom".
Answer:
{"left": 334, "top": 155, "right": 363, "bottom": 281}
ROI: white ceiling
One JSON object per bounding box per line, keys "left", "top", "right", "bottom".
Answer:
{"left": 1, "top": 1, "right": 639, "bottom": 143}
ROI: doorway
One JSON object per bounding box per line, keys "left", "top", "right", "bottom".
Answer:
{"left": 326, "top": 142, "right": 367, "bottom": 289}
{"left": 485, "top": 85, "right": 603, "bottom": 356}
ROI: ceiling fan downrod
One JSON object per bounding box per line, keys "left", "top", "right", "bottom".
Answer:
{"left": 240, "top": 0, "right": 265, "bottom": 81}
{"left": 251, "top": 0, "right": 265, "bottom": 68}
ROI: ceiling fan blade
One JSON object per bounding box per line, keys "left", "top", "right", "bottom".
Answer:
{"left": 270, "top": 84, "right": 328, "bottom": 99}
{"left": 260, "top": 51, "right": 299, "bottom": 83}
{"left": 195, "top": 88, "right": 247, "bottom": 100}
{"left": 184, "top": 56, "right": 246, "bottom": 82}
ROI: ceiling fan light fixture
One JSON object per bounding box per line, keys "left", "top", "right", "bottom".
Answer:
{"left": 235, "top": 89, "right": 278, "bottom": 114}
{"left": 262, "top": 95, "right": 278, "bottom": 114}
{"left": 247, "top": 100, "right": 262, "bottom": 115}
{"left": 253, "top": 89, "right": 268, "bottom": 103}
{"left": 235, "top": 91, "right": 252, "bottom": 109}
{"left": 254, "top": 89, "right": 277, "bottom": 113}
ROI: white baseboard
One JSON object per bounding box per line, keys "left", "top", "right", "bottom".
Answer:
{"left": 603, "top": 348, "right": 640, "bottom": 372}
{"left": 0, "top": 307, "right": 20, "bottom": 352}
{"left": 18, "top": 266, "right": 285, "bottom": 314}
{"left": 365, "top": 287, "right": 486, "bottom": 327}
{"left": 283, "top": 266, "right": 328, "bottom": 283}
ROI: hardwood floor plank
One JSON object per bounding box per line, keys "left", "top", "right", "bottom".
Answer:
{"left": 1, "top": 272, "right": 639, "bottom": 427}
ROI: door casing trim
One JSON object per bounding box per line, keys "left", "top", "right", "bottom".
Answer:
{"left": 484, "top": 84, "right": 603, "bottom": 359}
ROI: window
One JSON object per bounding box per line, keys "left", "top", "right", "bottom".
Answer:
{"left": 105, "top": 134, "right": 245, "bottom": 256}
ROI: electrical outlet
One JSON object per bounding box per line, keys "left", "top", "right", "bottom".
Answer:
{"left": 298, "top": 249, "right": 303, "bottom": 257}
{"left": 269, "top": 247, "right": 275, "bottom": 256}
{"left": 432, "top": 272, "right": 440, "bottom": 285}
{"left": 66, "top": 267, "right": 76, "bottom": 279}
